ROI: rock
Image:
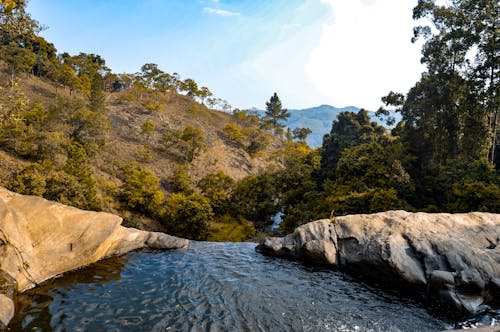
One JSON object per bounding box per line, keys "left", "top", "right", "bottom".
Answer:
{"left": 0, "top": 294, "right": 13, "bottom": 328}
{"left": 0, "top": 187, "right": 189, "bottom": 327}
{"left": 257, "top": 210, "right": 500, "bottom": 316}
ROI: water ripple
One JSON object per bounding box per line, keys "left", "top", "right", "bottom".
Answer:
{"left": 10, "top": 241, "right": 452, "bottom": 331}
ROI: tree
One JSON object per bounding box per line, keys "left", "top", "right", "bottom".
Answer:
{"left": 319, "top": 109, "right": 386, "bottom": 182}
{"left": 243, "top": 128, "right": 269, "bottom": 156}
{"left": 57, "top": 64, "right": 79, "bottom": 94}
{"left": 197, "top": 171, "right": 235, "bottom": 215}
{"left": 120, "top": 165, "right": 164, "bottom": 216}
{"left": 140, "top": 63, "right": 162, "bottom": 89}
{"left": 292, "top": 127, "right": 312, "bottom": 142}
{"left": 231, "top": 173, "right": 280, "bottom": 227}
{"left": 0, "top": 41, "right": 36, "bottom": 87}
{"left": 0, "top": 0, "right": 42, "bottom": 45}
{"left": 168, "top": 165, "right": 194, "bottom": 194}
{"left": 180, "top": 126, "right": 205, "bottom": 162}
{"left": 161, "top": 193, "right": 213, "bottom": 240}
{"left": 411, "top": 0, "right": 500, "bottom": 166}
{"left": 182, "top": 78, "right": 199, "bottom": 98}
{"left": 223, "top": 123, "right": 243, "bottom": 146}
{"left": 198, "top": 86, "right": 212, "bottom": 105}
{"left": 88, "top": 71, "right": 105, "bottom": 111}
{"left": 264, "top": 93, "right": 290, "bottom": 135}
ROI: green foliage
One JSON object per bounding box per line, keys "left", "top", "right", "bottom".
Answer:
{"left": 231, "top": 173, "right": 279, "bottom": 227}
{"left": 9, "top": 162, "right": 46, "bottom": 196}
{"left": 10, "top": 160, "right": 100, "bottom": 211}
{"left": 168, "top": 165, "right": 194, "bottom": 194}
{"left": 69, "top": 108, "right": 109, "bottom": 155}
{"left": 1, "top": 41, "right": 36, "bottom": 85}
{"left": 119, "top": 164, "right": 164, "bottom": 216}
{"left": 263, "top": 92, "right": 290, "bottom": 135}
{"left": 208, "top": 214, "right": 255, "bottom": 242}
{"left": 88, "top": 71, "right": 105, "bottom": 111}
{"left": 180, "top": 126, "right": 205, "bottom": 162}
{"left": 292, "top": 127, "right": 312, "bottom": 142}
{"left": 140, "top": 121, "right": 155, "bottom": 137}
{"left": 197, "top": 171, "right": 235, "bottom": 215}
{"left": 320, "top": 188, "right": 408, "bottom": 216}
{"left": 141, "top": 98, "right": 161, "bottom": 113}
{"left": 232, "top": 108, "right": 260, "bottom": 127}
{"left": 223, "top": 123, "right": 243, "bottom": 146}
{"left": 243, "top": 128, "right": 269, "bottom": 156}
{"left": 319, "top": 109, "right": 386, "bottom": 181}
{"left": 162, "top": 192, "right": 213, "bottom": 241}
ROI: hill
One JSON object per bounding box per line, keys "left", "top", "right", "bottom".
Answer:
{"left": 256, "top": 104, "right": 400, "bottom": 147}
{"left": 0, "top": 63, "right": 285, "bottom": 238}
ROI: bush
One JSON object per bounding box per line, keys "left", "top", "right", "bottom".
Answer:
{"left": 208, "top": 214, "right": 255, "bottom": 242}
{"left": 197, "top": 171, "right": 234, "bottom": 215}
{"left": 223, "top": 123, "right": 243, "bottom": 145}
{"left": 162, "top": 192, "right": 213, "bottom": 240}
{"left": 120, "top": 165, "right": 164, "bottom": 216}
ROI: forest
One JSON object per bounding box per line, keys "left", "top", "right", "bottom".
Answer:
{"left": 0, "top": 0, "right": 498, "bottom": 240}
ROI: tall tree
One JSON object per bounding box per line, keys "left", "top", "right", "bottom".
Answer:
{"left": 411, "top": 0, "right": 499, "bottom": 165}
{"left": 319, "top": 109, "right": 386, "bottom": 182}
{"left": 264, "top": 93, "right": 290, "bottom": 136}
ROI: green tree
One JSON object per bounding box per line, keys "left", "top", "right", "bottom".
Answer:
{"left": 243, "top": 128, "right": 269, "bottom": 156}
{"left": 292, "top": 127, "right": 312, "bottom": 142}
{"left": 162, "top": 192, "right": 213, "bottom": 240}
{"left": 120, "top": 165, "right": 164, "bottom": 216}
{"left": 411, "top": 0, "right": 499, "bottom": 166}
{"left": 168, "top": 165, "right": 194, "bottom": 194}
{"left": 88, "top": 71, "right": 105, "bottom": 111}
{"left": 263, "top": 93, "right": 290, "bottom": 135}
{"left": 180, "top": 126, "right": 205, "bottom": 162}
{"left": 223, "top": 123, "right": 243, "bottom": 146}
{"left": 140, "top": 121, "right": 155, "bottom": 145}
{"left": 9, "top": 162, "right": 46, "bottom": 196}
{"left": 0, "top": 41, "right": 36, "bottom": 87}
{"left": 231, "top": 173, "right": 279, "bottom": 227}
{"left": 0, "top": 0, "right": 41, "bottom": 45}
{"left": 197, "top": 171, "right": 235, "bottom": 215}
{"left": 319, "top": 109, "right": 386, "bottom": 182}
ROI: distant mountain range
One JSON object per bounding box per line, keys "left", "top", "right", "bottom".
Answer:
{"left": 256, "top": 105, "right": 400, "bottom": 147}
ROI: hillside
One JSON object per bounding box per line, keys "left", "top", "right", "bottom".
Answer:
{"left": 0, "top": 64, "right": 285, "bottom": 237}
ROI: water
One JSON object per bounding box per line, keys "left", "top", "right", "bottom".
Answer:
{"left": 10, "top": 242, "right": 454, "bottom": 332}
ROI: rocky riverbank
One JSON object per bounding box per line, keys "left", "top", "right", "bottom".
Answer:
{"left": 257, "top": 211, "right": 500, "bottom": 317}
{"left": 0, "top": 187, "right": 189, "bottom": 328}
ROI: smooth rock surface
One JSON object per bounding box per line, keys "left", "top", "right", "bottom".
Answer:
{"left": 0, "top": 187, "right": 189, "bottom": 327}
{"left": 257, "top": 210, "right": 500, "bottom": 316}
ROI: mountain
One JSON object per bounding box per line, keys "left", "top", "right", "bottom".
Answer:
{"left": 258, "top": 105, "right": 400, "bottom": 147}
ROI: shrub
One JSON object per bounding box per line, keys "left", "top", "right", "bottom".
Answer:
{"left": 162, "top": 192, "right": 213, "bottom": 240}
{"left": 120, "top": 165, "right": 164, "bottom": 216}
{"left": 223, "top": 123, "right": 243, "bottom": 145}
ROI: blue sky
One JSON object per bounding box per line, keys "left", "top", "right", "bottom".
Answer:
{"left": 28, "top": 0, "right": 425, "bottom": 111}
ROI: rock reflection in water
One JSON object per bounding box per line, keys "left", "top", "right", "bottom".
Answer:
{"left": 11, "top": 256, "right": 126, "bottom": 331}
{"left": 10, "top": 242, "right": 451, "bottom": 332}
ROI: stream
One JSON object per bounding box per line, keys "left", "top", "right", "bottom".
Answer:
{"left": 9, "top": 241, "right": 463, "bottom": 331}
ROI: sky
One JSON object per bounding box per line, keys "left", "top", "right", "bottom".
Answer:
{"left": 27, "top": 0, "right": 426, "bottom": 111}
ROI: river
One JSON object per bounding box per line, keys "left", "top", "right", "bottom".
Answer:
{"left": 10, "top": 241, "right": 457, "bottom": 331}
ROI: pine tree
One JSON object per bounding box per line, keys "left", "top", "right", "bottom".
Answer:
{"left": 264, "top": 93, "right": 290, "bottom": 136}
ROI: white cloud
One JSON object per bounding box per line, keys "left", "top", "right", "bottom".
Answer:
{"left": 203, "top": 7, "right": 240, "bottom": 17}
{"left": 306, "top": 0, "right": 425, "bottom": 110}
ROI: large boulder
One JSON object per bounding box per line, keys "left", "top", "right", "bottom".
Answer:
{"left": 257, "top": 211, "right": 500, "bottom": 315}
{"left": 0, "top": 187, "right": 189, "bottom": 327}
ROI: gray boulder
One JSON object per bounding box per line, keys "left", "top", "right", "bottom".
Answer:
{"left": 257, "top": 210, "right": 500, "bottom": 315}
